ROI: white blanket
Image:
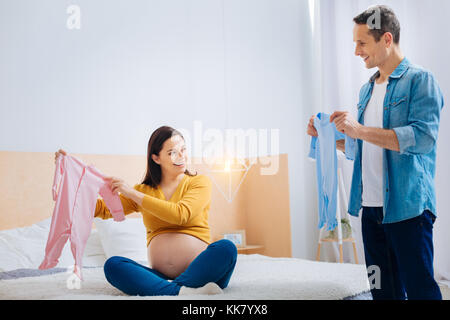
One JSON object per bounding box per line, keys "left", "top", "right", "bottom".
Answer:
{"left": 0, "top": 254, "right": 370, "bottom": 300}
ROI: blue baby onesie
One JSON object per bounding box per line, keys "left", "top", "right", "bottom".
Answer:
{"left": 308, "top": 113, "right": 356, "bottom": 231}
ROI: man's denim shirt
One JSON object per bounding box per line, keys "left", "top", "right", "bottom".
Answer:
{"left": 348, "top": 58, "right": 444, "bottom": 223}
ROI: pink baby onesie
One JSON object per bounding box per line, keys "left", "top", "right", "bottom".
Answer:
{"left": 39, "top": 154, "right": 125, "bottom": 279}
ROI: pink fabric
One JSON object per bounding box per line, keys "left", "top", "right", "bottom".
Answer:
{"left": 39, "top": 154, "right": 125, "bottom": 279}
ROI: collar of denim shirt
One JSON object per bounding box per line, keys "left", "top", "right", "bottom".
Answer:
{"left": 369, "top": 57, "right": 411, "bottom": 83}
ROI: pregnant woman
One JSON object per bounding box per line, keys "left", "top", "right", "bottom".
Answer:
{"left": 55, "top": 126, "right": 237, "bottom": 296}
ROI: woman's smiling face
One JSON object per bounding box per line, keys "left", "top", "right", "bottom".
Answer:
{"left": 151, "top": 134, "right": 187, "bottom": 176}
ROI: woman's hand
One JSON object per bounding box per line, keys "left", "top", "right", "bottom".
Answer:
{"left": 55, "top": 149, "right": 67, "bottom": 164}
{"left": 104, "top": 176, "right": 134, "bottom": 197}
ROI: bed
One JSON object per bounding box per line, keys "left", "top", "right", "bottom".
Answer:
{"left": 0, "top": 217, "right": 371, "bottom": 300}
{"left": 0, "top": 151, "right": 371, "bottom": 299}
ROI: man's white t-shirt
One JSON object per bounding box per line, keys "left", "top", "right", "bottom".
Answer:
{"left": 362, "top": 80, "right": 388, "bottom": 207}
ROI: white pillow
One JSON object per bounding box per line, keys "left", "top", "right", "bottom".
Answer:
{"left": 94, "top": 217, "right": 148, "bottom": 264}
{"left": 0, "top": 217, "right": 107, "bottom": 272}
{"left": 82, "top": 228, "right": 108, "bottom": 267}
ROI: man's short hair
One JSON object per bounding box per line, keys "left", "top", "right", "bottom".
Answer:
{"left": 353, "top": 5, "right": 401, "bottom": 44}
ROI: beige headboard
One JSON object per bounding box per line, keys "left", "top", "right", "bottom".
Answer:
{"left": 0, "top": 151, "right": 292, "bottom": 257}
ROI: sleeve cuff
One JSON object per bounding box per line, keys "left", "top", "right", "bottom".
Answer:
{"left": 308, "top": 137, "right": 317, "bottom": 159}
{"left": 393, "top": 126, "right": 416, "bottom": 154}
{"left": 344, "top": 137, "right": 356, "bottom": 161}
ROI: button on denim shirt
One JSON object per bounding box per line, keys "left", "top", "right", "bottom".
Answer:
{"left": 348, "top": 58, "right": 444, "bottom": 223}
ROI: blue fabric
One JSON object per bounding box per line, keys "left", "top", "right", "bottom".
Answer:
{"left": 348, "top": 58, "right": 444, "bottom": 223}
{"left": 361, "top": 207, "right": 442, "bottom": 300}
{"left": 309, "top": 113, "right": 356, "bottom": 231}
{"left": 103, "top": 239, "right": 237, "bottom": 296}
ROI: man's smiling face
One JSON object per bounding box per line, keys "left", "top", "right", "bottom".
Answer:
{"left": 353, "top": 23, "right": 389, "bottom": 69}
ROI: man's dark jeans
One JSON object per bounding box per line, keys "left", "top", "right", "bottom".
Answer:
{"left": 361, "top": 207, "right": 442, "bottom": 300}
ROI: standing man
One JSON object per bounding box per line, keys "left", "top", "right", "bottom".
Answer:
{"left": 307, "top": 5, "right": 443, "bottom": 300}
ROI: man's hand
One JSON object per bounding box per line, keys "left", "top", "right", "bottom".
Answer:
{"left": 330, "top": 111, "right": 362, "bottom": 139}
{"left": 307, "top": 115, "right": 318, "bottom": 137}
{"left": 336, "top": 140, "right": 345, "bottom": 153}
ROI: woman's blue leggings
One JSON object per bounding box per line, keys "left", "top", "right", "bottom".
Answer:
{"left": 103, "top": 239, "right": 238, "bottom": 296}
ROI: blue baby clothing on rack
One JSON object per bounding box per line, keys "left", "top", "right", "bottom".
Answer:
{"left": 308, "top": 113, "right": 356, "bottom": 231}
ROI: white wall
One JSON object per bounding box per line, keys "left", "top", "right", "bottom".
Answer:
{"left": 0, "top": 0, "right": 317, "bottom": 259}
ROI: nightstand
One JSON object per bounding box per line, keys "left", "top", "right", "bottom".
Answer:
{"left": 236, "top": 245, "right": 264, "bottom": 254}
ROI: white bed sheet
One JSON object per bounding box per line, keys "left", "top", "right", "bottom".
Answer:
{"left": 0, "top": 218, "right": 370, "bottom": 300}
{"left": 0, "top": 254, "right": 370, "bottom": 300}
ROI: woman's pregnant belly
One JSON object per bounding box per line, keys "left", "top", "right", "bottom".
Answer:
{"left": 148, "top": 232, "right": 208, "bottom": 279}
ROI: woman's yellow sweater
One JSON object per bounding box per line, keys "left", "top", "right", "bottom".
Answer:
{"left": 95, "top": 174, "right": 212, "bottom": 246}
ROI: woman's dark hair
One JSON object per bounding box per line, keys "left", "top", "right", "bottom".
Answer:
{"left": 353, "top": 5, "right": 401, "bottom": 44}
{"left": 141, "top": 126, "right": 196, "bottom": 188}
